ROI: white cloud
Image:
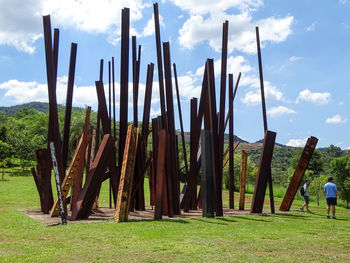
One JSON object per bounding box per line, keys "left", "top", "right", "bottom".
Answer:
{"left": 286, "top": 138, "right": 308, "bottom": 147}
{"left": 0, "top": 0, "right": 43, "bottom": 53}
{"left": 288, "top": 56, "right": 302, "bottom": 62}
{"left": 178, "top": 11, "right": 293, "bottom": 54}
{"left": 240, "top": 77, "right": 285, "bottom": 105}
{"left": 267, "top": 106, "right": 296, "bottom": 118}
{"left": 325, "top": 114, "right": 347, "bottom": 124}
{"left": 297, "top": 89, "right": 331, "bottom": 105}
{"left": 306, "top": 22, "right": 316, "bottom": 32}
{"left": 0, "top": 0, "right": 149, "bottom": 52}
{"left": 142, "top": 14, "right": 165, "bottom": 37}
{"left": 170, "top": 0, "right": 263, "bottom": 15}
{"left": 339, "top": 0, "right": 347, "bottom": 4}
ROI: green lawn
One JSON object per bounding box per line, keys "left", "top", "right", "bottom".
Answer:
{"left": 1, "top": 171, "right": 350, "bottom": 262}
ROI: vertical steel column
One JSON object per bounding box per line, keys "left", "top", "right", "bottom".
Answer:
{"left": 119, "top": 8, "right": 130, "bottom": 173}
{"left": 228, "top": 74, "right": 234, "bottom": 209}
{"left": 43, "top": 15, "right": 64, "bottom": 183}
{"left": 239, "top": 150, "right": 247, "bottom": 210}
{"left": 153, "top": 3, "right": 166, "bottom": 119}
{"left": 163, "top": 42, "right": 180, "bottom": 215}
{"left": 62, "top": 43, "right": 77, "bottom": 171}
{"left": 251, "top": 130, "right": 276, "bottom": 213}
{"left": 173, "top": 63, "right": 189, "bottom": 177}
{"left": 201, "top": 130, "right": 215, "bottom": 218}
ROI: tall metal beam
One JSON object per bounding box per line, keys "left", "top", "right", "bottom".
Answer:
{"left": 280, "top": 137, "right": 318, "bottom": 211}
{"left": 62, "top": 43, "right": 77, "bottom": 171}
{"left": 228, "top": 74, "right": 234, "bottom": 209}
{"left": 153, "top": 3, "right": 166, "bottom": 120}
{"left": 119, "top": 8, "right": 130, "bottom": 172}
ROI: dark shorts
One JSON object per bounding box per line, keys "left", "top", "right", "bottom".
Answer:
{"left": 303, "top": 195, "right": 309, "bottom": 204}
{"left": 326, "top": 197, "right": 337, "bottom": 206}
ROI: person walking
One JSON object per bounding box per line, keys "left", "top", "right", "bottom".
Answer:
{"left": 300, "top": 179, "right": 310, "bottom": 212}
{"left": 324, "top": 177, "right": 338, "bottom": 219}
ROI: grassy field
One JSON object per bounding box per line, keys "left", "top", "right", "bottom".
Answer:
{"left": 0, "top": 171, "right": 350, "bottom": 263}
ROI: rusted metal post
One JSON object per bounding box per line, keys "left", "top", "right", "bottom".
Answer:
{"left": 153, "top": 3, "right": 166, "bottom": 119}
{"left": 163, "top": 42, "right": 180, "bottom": 215}
{"left": 239, "top": 150, "right": 247, "bottom": 210}
{"left": 201, "top": 130, "right": 215, "bottom": 218}
{"left": 173, "top": 63, "right": 189, "bottom": 177}
{"left": 280, "top": 137, "right": 318, "bottom": 211}
{"left": 228, "top": 73, "right": 234, "bottom": 209}
{"left": 119, "top": 8, "right": 130, "bottom": 174}
{"left": 154, "top": 129, "right": 167, "bottom": 220}
{"left": 62, "top": 43, "right": 77, "bottom": 171}
{"left": 224, "top": 72, "right": 241, "bottom": 131}
{"left": 251, "top": 130, "right": 276, "bottom": 213}
{"left": 112, "top": 57, "right": 116, "bottom": 140}
{"left": 115, "top": 125, "right": 139, "bottom": 222}
{"left": 43, "top": 15, "right": 64, "bottom": 183}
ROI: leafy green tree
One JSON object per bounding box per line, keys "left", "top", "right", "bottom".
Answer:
{"left": 0, "top": 140, "right": 13, "bottom": 180}
{"left": 330, "top": 157, "right": 350, "bottom": 208}
{"left": 309, "top": 175, "right": 328, "bottom": 206}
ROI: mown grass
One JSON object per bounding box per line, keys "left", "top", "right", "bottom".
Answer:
{"left": 0, "top": 170, "right": 350, "bottom": 263}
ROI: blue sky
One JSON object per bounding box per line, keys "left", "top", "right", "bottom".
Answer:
{"left": 0, "top": 0, "right": 349, "bottom": 149}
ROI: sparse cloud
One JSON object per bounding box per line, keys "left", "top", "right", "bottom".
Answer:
{"left": 286, "top": 137, "right": 308, "bottom": 147}
{"left": 339, "top": 0, "right": 347, "bottom": 4}
{"left": 288, "top": 56, "right": 302, "bottom": 62}
{"left": 142, "top": 14, "right": 165, "bottom": 37}
{"left": 296, "top": 89, "right": 331, "bottom": 105}
{"left": 176, "top": 0, "right": 293, "bottom": 54}
{"left": 306, "top": 22, "right": 316, "bottom": 32}
{"left": 325, "top": 114, "right": 347, "bottom": 124}
{"left": 267, "top": 106, "right": 296, "bottom": 118}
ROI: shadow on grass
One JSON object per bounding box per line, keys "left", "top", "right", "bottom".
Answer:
{"left": 190, "top": 217, "right": 229, "bottom": 225}
{"left": 128, "top": 218, "right": 191, "bottom": 224}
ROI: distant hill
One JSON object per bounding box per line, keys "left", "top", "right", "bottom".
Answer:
{"left": 0, "top": 102, "right": 83, "bottom": 116}
{"left": 254, "top": 139, "right": 288, "bottom": 148}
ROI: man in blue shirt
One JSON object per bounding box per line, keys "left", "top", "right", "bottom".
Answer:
{"left": 324, "top": 177, "right": 338, "bottom": 219}
{"left": 300, "top": 179, "right": 310, "bottom": 212}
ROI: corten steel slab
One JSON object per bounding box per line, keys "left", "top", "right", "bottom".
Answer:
{"left": 163, "top": 42, "right": 180, "bottom": 215}
{"left": 228, "top": 74, "right": 234, "bottom": 208}
{"left": 239, "top": 150, "right": 247, "bottom": 210}
{"left": 201, "top": 131, "right": 215, "bottom": 218}
{"left": 251, "top": 130, "right": 276, "bottom": 213}
{"left": 115, "top": 125, "right": 139, "bottom": 222}
{"left": 173, "top": 63, "right": 189, "bottom": 176}
{"left": 119, "top": 8, "right": 130, "bottom": 172}
{"left": 49, "top": 142, "right": 67, "bottom": 225}
{"left": 62, "top": 43, "right": 77, "bottom": 171}
{"left": 31, "top": 168, "right": 42, "bottom": 210}
{"left": 71, "top": 135, "right": 115, "bottom": 220}
{"left": 112, "top": 57, "right": 116, "bottom": 140}
{"left": 132, "top": 36, "right": 141, "bottom": 127}
{"left": 218, "top": 21, "right": 228, "bottom": 210}
{"left": 35, "top": 149, "right": 53, "bottom": 214}
{"left": 279, "top": 136, "right": 318, "bottom": 211}
{"left": 206, "top": 59, "right": 223, "bottom": 216}
{"left": 71, "top": 107, "right": 91, "bottom": 212}
{"left": 153, "top": 3, "right": 166, "bottom": 119}
{"left": 132, "top": 63, "right": 154, "bottom": 210}
{"left": 99, "top": 59, "right": 104, "bottom": 82}
{"left": 50, "top": 135, "right": 90, "bottom": 217}
{"left": 154, "top": 130, "right": 167, "bottom": 220}
{"left": 43, "top": 15, "right": 64, "bottom": 183}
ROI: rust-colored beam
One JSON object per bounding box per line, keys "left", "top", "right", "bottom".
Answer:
{"left": 279, "top": 137, "right": 318, "bottom": 211}
{"left": 43, "top": 15, "right": 64, "bottom": 183}
{"left": 224, "top": 72, "right": 241, "bottom": 132}
{"left": 228, "top": 73, "right": 234, "bottom": 209}
{"left": 154, "top": 129, "right": 167, "bottom": 220}
{"left": 95, "top": 81, "right": 111, "bottom": 135}
{"left": 163, "top": 42, "right": 180, "bottom": 215}
{"left": 239, "top": 150, "right": 247, "bottom": 210}
{"left": 251, "top": 130, "right": 276, "bottom": 213}
{"left": 119, "top": 8, "right": 130, "bottom": 174}
{"left": 115, "top": 125, "right": 139, "bottom": 222}
{"left": 173, "top": 63, "right": 189, "bottom": 177}
{"left": 62, "top": 43, "right": 77, "bottom": 171}
{"left": 153, "top": 3, "right": 166, "bottom": 119}
{"left": 72, "top": 135, "right": 115, "bottom": 220}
